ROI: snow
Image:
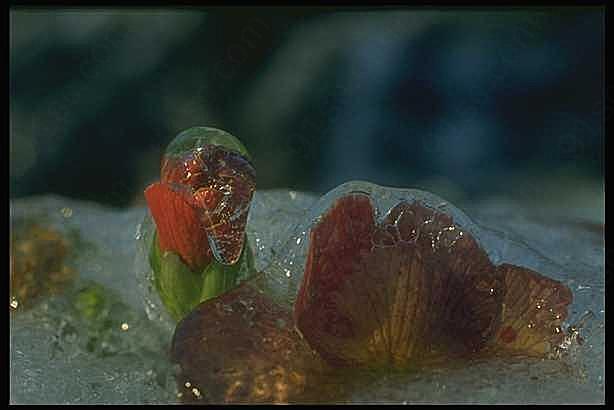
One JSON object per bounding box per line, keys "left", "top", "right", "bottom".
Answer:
{"left": 9, "top": 186, "right": 604, "bottom": 404}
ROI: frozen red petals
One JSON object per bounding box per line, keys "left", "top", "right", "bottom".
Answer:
{"left": 144, "top": 182, "right": 212, "bottom": 272}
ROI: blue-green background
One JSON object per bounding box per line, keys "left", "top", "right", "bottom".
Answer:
{"left": 9, "top": 8, "right": 604, "bottom": 209}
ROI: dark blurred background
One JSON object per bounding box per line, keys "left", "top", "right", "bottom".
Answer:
{"left": 9, "top": 8, "right": 604, "bottom": 217}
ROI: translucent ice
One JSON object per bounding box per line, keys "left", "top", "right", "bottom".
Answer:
{"left": 10, "top": 196, "right": 179, "bottom": 404}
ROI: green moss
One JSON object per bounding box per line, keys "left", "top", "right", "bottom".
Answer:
{"left": 73, "top": 283, "right": 108, "bottom": 322}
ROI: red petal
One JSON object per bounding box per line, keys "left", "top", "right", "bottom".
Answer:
{"left": 144, "top": 182, "right": 212, "bottom": 272}
{"left": 294, "top": 193, "right": 376, "bottom": 366}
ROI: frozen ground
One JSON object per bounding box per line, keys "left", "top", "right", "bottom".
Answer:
{"left": 9, "top": 188, "right": 604, "bottom": 404}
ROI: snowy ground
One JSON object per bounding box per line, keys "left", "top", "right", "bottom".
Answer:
{"left": 9, "top": 188, "right": 604, "bottom": 404}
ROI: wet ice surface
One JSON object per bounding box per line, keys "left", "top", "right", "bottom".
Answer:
{"left": 10, "top": 187, "right": 604, "bottom": 404}
{"left": 10, "top": 195, "right": 180, "bottom": 404}
{"left": 349, "top": 356, "right": 601, "bottom": 404}
{"left": 460, "top": 200, "right": 605, "bottom": 404}
{"left": 246, "top": 189, "right": 318, "bottom": 271}
{"left": 10, "top": 303, "right": 178, "bottom": 404}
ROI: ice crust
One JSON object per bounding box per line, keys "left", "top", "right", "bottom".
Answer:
{"left": 10, "top": 185, "right": 604, "bottom": 404}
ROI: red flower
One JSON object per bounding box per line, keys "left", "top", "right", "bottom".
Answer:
{"left": 144, "top": 144, "right": 256, "bottom": 272}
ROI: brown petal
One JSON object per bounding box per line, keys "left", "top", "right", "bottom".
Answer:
{"left": 490, "top": 263, "right": 573, "bottom": 356}
{"left": 171, "top": 279, "right": 330, "bottom": 404}
{"left": 161, "top": 145, "right": 256, "bottom": 265}
{"left": 381, "top": 202, "right": 504, "bottom": 360}
{"left": 296, "top": 196, "right": 504, "bottom": 368}
{"left": 144, "top": 182, "right": 212, "bottom": 272}
{"left": 295, "top": 194, "right": 573, "bottom": 369}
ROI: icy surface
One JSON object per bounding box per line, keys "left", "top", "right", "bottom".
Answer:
{"left": 10, "top": 295, "right": 179, "bottom": 404}
{"left": 10, "top": 187, "right": 604, "bottom": 404}
{"left": 348, "top": 356, "right": 601, "bottom": 404}
{"left": 246, "top": 189, "right": 318, "bottom": 271}
{"left": 10, "top": 196, "right": 180, "bottom": 404}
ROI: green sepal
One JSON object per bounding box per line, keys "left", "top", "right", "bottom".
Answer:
{"left": 200, "top": 240, "right": 254, "bottom": 302}
{"left": 149, "top": 232, "right": 254, "bottom": 322}
{"left": 149, "top": 232, "right": 203, "bottom": 321}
